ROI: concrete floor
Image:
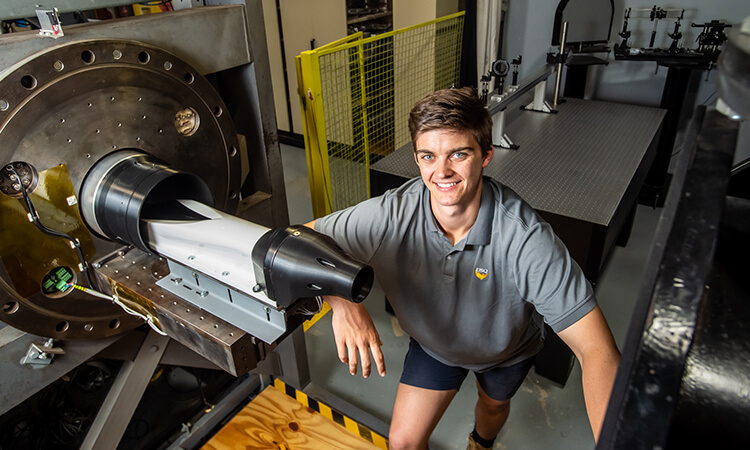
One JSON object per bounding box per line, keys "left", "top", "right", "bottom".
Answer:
{"left": 280, "top": 142, "right": 659, "bottom": 450}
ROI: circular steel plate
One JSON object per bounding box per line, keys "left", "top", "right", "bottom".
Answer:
{"left": 0, "top": 40, "right": 241, "bottom": 339}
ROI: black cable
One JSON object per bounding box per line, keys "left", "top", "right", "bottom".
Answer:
{"left": 8, "top": 167, "right": 96, "bottom": 289}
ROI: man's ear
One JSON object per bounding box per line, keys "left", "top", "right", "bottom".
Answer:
{"left": 482, "top": 147, "right": 495, "bottom": 168}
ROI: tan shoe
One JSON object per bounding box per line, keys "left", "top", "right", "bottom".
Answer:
{"left": 467, "top": 433, "right": 493, "bottom": 450}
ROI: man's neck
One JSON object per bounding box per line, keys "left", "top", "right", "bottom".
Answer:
{"left": 430, "top": 191, "right": 482, "bottom": 246}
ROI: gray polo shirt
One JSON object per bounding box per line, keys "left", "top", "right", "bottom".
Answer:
{"left": 315, "top": 176, "right": 596, "bottom": 371}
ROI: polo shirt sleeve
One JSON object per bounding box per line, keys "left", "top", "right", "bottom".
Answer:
{"left": 512, "top": 222, "right": 597, "bottom": 332}
{"left": 313, "top": 195, "right": 391, "bottom": 264}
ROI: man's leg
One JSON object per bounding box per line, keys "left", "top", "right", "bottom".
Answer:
{"left": 474, "top": 380, "right": 511, "bottom": 441}
{"left": 470, "top": 356, "right": 536, "bottom": 447}
{"left": 389, "top": 382, "right": 458, "bottom": 450}
{"left": 391, "top": 339, "right": 468, "bottom": 449}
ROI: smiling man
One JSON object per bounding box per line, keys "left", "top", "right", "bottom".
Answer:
{"left": 309, "top": 87, "right": 620, "bottom": 450}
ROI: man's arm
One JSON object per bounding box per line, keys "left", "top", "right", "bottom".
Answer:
{"left": 305, "top": 221, "right": 386, "bottom": 378}
{"left": 557, "top": 305, "right": 621, "bottom": 442}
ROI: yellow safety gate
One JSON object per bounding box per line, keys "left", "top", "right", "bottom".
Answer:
{"left": 296, "top": 12, "right": 465, "bottom": 217}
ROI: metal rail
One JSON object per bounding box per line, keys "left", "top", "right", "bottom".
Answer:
{"left": 487, "top": 64, "right": 556, "bottom": 114}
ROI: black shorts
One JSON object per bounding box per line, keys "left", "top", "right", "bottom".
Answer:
{"left": 399, "top": 338, "right": 536, "bottom": 401}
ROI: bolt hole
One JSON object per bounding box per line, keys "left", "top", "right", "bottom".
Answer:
{"left": 229, "top": 190, "right": 237, "bottom": 200}
{"left": 109, "top": 319, "right": 120, "bottom": 329}
{"left": 81, "top": 50, "right": 95, "bottom": 64}
{"left": 184, "top": 72, "right": 194, "bottom": 84}
{"left": 138, "top": 51, "right": 150, "bottom": 64}
{"left": 3, "top": 301, "right": 19, "bottom": 314}
{"left": 214, "top": 106, "right": 223, "bottom": 117}
{"left": 21, "top": 75, "right": 37, "bottom": 90}
{"left": 56, "top": 321, "right": 70, "bottom": 333}
{"left": 228, "top": 146, "right": 237, "bottom": 157}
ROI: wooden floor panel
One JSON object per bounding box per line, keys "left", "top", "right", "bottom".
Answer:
{"left": 203, "top": 385, "right": 381, "bottom": 449}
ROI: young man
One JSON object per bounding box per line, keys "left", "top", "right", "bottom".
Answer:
{"left": 308, "top": 87, "right": 620, "bottom": 450}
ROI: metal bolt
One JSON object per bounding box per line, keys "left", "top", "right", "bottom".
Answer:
{"left": 199, "top": 291, "right": 208, "bottom": 298}
{"left": 93, "top": 263, "right": 101, "bottom": 269}
{"left": 252, "top": 284, "right": 262, "bottom": 293}
{"left": 187, "top": 255, "right": 196, "bottom": 261}
{"left": 151, "top": 345, "right": 159, "bottom": 352}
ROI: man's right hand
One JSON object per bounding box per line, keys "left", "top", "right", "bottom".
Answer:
{"left": 324, "top": 295, "right": 386, "bottom": 379}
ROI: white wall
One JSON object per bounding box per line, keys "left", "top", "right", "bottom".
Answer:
{"left": 262, "top": 0, "right": 347, "bottom": 135}
{"left": 505, "top": 0, "right": 750, "bottom": 103}
{"left": 394, "top": 0, "right": 459, "bottom": 30}
{"left": 504, "top": 0, "right": 749, "bottom": 163}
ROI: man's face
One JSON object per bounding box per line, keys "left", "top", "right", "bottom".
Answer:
{"left": 414, "top": 129, "right": 494, "bottom": 211}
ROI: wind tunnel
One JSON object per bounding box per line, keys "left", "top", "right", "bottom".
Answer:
{"left": 0, "top": 29, "right": 371, "bottom": 378}
{"left": 78, "top": 149, "right": 372, "bottom": 350}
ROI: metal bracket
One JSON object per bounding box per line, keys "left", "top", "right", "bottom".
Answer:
{"left": 156, "top": 259, "right": 287, "bottom": 344}
{"left": 35, "top": 8, "right": 64, "bottom": 39}
{"left": 19, "top": 338, "right": 65, "bottom": 366}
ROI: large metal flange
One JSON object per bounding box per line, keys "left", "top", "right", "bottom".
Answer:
{"left": 0, "top": 39, "right": 242, "bottom": 340}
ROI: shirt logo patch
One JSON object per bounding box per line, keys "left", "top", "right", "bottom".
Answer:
{"left": 475, "top": 267, "right": 489, "bottom": 280}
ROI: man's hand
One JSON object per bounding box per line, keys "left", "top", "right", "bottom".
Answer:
{"left": 325, "top": 295, "right": 386, "bottom": 378}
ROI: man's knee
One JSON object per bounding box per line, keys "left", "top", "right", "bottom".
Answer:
{"left": 476, "top": 390, "right": 511, "bottom": 415}
{"left": 389, "top": 426, "right": 428, "bottom": 450}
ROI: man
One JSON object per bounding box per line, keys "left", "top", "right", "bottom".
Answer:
{"left": 307, "top": 87, "right": 620, "bottom": 450}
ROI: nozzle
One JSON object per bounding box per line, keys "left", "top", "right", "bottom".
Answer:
{"left": 251, "top": 226, "right": 374, "bottom": 308}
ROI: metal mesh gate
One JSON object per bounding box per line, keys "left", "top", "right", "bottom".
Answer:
{"left": 296, "top": 13, "right": 464, "bottom": 217}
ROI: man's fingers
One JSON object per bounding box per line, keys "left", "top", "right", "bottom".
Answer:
{"left": 370, "top": 340, "right": 387, "bottom": 377}
{"left": 359, "top": 345, "right": 372, "bottom": 378}
{"left": 347, "top": 343, "right": 358, "bottom": 375}
{"left": 336, "top": 337, "right": 349, "bottom": 364}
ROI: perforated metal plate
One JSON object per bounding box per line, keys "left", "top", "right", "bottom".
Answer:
{"left": 0, "top": 39, "right": 241, "bottom": 339}
{"left": 371, "top": 98, "right": 665, "bottom": 226}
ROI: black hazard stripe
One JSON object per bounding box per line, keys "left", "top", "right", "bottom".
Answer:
{"left": 273, "top": 378, "right": 389, "bottom": 449}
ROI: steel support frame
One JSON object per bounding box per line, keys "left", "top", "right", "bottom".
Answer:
{"left": 0, "top": 5, "right": 251, "bottom": 77}
{"left": 165, "top": 373, "right": 261, "bottom": 450}
{"left": 0, "top": 325, "right": 130, "bottom": 416}
{"left": 597, "top": 107, "right": 739, "bottom": 449}
{"left": 81, "top": 330, "right": 171, "bottom": 449}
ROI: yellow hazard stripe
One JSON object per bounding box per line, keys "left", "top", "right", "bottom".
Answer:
{"left": 273, "top": 378, "right": 389, "bottom": 449}
{"left": 303, "top": 301, "right": 332, "bottom": 331}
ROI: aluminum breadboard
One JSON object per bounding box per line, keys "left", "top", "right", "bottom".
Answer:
{"left": 371, "top": 98, "right": 665, "bottom": 225}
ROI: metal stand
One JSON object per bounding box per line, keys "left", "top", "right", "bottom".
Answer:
{"left": 81, "top": 330, "right": 170, "bottom": 449}
{"left": 491, "top": 109, "right": 519, "bottom": 150}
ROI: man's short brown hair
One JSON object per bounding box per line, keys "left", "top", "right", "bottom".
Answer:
{"left": 408, "top": 87, "right": 493, "bottom": 157}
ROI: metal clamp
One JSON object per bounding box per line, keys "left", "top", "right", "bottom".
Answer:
{"left": 20, "top": 338, "right": 65, "bottom": 366}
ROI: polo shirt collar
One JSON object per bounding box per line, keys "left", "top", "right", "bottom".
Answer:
{"left": 422, "top": 176, "right": 494, "bottom": 247}
{"left": 464, "top": 177, "right": 494, "bottom": 246}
